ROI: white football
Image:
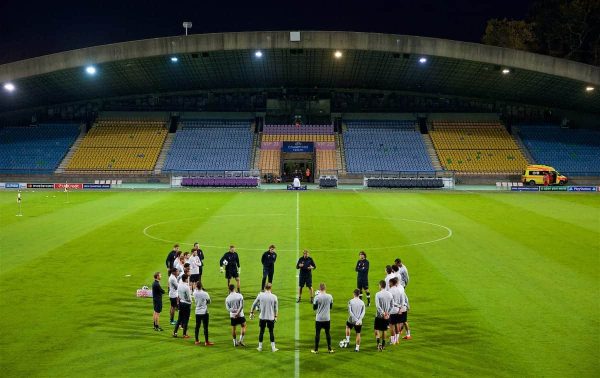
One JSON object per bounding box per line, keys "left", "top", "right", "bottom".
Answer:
{"left": 339, "top": 340, "right": 348, "bottom": 348}
{"left": 223, "top": 260, "right": 228, "bottom": 266}
{"left": 314, "top": 290, "right": 320, "bottom": 297}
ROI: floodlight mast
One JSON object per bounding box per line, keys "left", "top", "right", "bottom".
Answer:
{"left": 183, "top": 22, "right": 192, "bottom": 36}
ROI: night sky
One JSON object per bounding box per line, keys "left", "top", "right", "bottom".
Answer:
{"left": 0, "top": 0, "right": 533, "bottom": 64}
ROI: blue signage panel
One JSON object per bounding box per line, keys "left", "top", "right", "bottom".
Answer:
{"left": 510, "top": 186, "right": 539, "bottom": 192}
{"left": 83, "top": 184, "right": 111, "bottom": 189}
{"left": 567, "top": 186, "right": 597, "bottom": 192}
{"left": 282, "top": 141, "right": 314, "bottom": 153}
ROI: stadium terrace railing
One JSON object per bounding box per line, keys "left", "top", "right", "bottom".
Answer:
{"left": 168, "top": 170, "right": 261, "bottom": 188}
{"left": 363, "top": 170, "right": 455, "bottom": 189}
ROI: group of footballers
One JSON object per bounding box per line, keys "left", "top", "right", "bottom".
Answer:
{"left": 151, "top": 243, "right": 411, "bottom": 353}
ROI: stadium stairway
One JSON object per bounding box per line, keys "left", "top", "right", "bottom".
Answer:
{"left": 55, "top": 125, "right": 86, "bottom": 174}
{"left": 251, "top": 132, "right": 261, "bottom": 170}
{"left": 421, "top": 132, "right": 442, "bottom": 171}
{"left": 334, "top": 133, "right": 347, "bottom": 174}
{"left": 511, "top": 126, "right": 536, "bottom": 164}
{"left": 154, "top": 133, "right": 175, "bottom": 174}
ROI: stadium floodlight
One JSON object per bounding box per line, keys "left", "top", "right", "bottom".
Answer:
{"left": 255, "top": 50, "right": 263, "bottom": 58}
{"left": 334, "top": 50, "right": 343, "bottom": 59}
{"left": 3, "top": 83, "right": 15, "bottom": 92}
{"left": 585, "top": 86, "right": 594, "bottom": 92}
{"left": 170, "top": 56, "right": 179, "bottom": 62}
{"left": 183, "top": 21, "right": 192, "bottom": 36}
{"left": 85, "top": 66, "right": 97, "bottom": 75}
{"left": 419, "top": 57, "right": 427, "bottom": 63}
{"left": 502, "top": 68, "right": 510, "bottom": 74}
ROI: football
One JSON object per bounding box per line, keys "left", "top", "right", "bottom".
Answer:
{"left": 222, "top": 260, "right": 228, "bottom": 266}
{"left": 339, "top": 339, "right": 349, "bottom": 348}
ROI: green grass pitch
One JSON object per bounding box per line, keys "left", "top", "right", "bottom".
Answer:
{"left": 0, "top": 190, "right": 598, "bottom": 377}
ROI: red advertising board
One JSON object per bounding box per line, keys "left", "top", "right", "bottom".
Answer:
{"left": 54, "top": 183, "right": 83, "bottom": 190}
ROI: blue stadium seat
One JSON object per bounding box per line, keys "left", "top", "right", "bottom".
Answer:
{"left": 0, "top": 123, "right": 80, "bottom": 173}
{"left": 518, "top": 124, "right": 600, "bottom": 175}
{"left": 164, "top": 120, "right": 253, "bottom": 171}
{"left": 343, "top": 121, "right": 434, "bottom": 173}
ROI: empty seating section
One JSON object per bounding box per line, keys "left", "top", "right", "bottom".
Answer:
{"left": 0, "top": 123, "right": 79, "bottom": 173}
{"left": 258, "top": 149, "right": 281, "bottom": 176}
{"left": 262, "top": 134, "right": 335, "bottom": 142}
{"left": 343, "top": 120, "right": 434, "bottom": 172}
{"left": 430, "top": 121, "right": 528, "bottom": 173}
{"left": 518, "top": 124, "right": 600, "bottom": 174}
{"left": 164, "top": 120, "right": 253, "bottom": 171}
{"left": 263, "top": 124, "right": 333, "bottom": 135}
{"left": 316, "top": 150, "right": 337, "bottom": 171}
{"left": 67, "top": 119, "right": 167, "bottom": 171}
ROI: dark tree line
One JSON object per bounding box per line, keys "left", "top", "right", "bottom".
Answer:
{"left": 482, "top": 0, "right": 600, "bottom": 65}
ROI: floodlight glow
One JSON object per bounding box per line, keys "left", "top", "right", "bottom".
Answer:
{"left": 585, "top": 86, "right": 594, "bottom": 92}
{"left": 3, "top": 83, "right": 15, "bottom": 92}
{"left": 85, "top": 66, "right": 97, "bottom": 75}
{"left": 170, "top": 56, "right": 179, "bottom": 62}
{"left": 419, "top": 57, "right": 427, "bottom": 63}
{"left": 255, "top": 51, "right": 263, "bottom": 58}
{"left": 334, "top": 50, "right": 343, "bottom": 58}
{"left": 502, "top": 68, "right": 510, "bottom": 74}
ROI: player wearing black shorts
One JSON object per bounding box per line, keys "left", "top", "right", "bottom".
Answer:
{"left": 220, "top": 245, "right": 241, "bottom": 292}
{"left": 261, "top": 245, "right": 277, "bottom": 291}
{"left": 343, "top": 289, "right": 365, "bottom": 352}
{"left": 152, "top": 272, "right": 165, "bottom": 331}
{"left": 374, "top": 280, "right": 393, "bottom": 351}
{"left": 355, "top": 251, "right": 370, "bottom": 306}
{"left": 250, "top": 283, "right": 279, "bottom": 352}
{"left": 225, "top": 284, "right": 247, "bottom": 347}
{"left": 296, "top": 249, "right": 316, "bottom": 303}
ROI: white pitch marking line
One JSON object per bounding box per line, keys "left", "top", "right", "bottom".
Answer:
{"left": 294, "top": 192, "right": 300, "bottom": 378}
{"left": 142, "top": 215, "right": 453, "bottom": 251}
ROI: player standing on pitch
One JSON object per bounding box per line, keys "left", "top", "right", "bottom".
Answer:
{"left": 168, "top": 267, "right": 179, "bottom": 325}
{"left": 296, "top": 249, "right": 316, "bottom": 303}
{"left": 191, "top": 242, "right": 205, "bottom": 284}
{"left": 355, "top": 251, "right": 370, "bottom": 306}
{"left": 261, "top": 245, "right": 277, "bottom": 291}
{"left": 152, "top": 272, "right": 165, "bottom": 331}
{"left": 226, "top": 284, "right": 247, "bottom": 347}
{"left": 220, "top": 245, "right": 241, "bottom": 293}
{"left": 341, "top": 288, "right": 365, "bottom": 352}
{"left": 193, "top": 282, "right": 214, "bottom": 346}
{"left": 311, "top": 283, "right": 334, "bottom": 354}
{"left": 250, "top": 283, "right": 279, "bottom": 352}
{"left": 374, "top": 280, "right": 393, "bottom": 351}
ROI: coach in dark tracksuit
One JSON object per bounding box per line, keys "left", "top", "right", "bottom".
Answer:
{"left": 296, "top": 249, "right": 316, "bottom": 303}
{"left": 261, "top": 245, "right": 277, "bottom": 290}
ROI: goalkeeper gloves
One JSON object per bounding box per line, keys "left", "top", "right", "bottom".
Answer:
{"left": 238, "top": 267, "right": 241, "bottom": 274}
{"left": 220, "top": 266, "right": 224, "bottom": 274}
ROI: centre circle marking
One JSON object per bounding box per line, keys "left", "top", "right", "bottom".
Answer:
{"left": 142, "top": 214, "right": 452, "bottom": 251}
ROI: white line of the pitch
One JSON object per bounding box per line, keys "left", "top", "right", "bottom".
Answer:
{"left": 294, "top": 192, "right": 300, "bottom": 378}
{"left": 142, "top": 215, "right": 453, "bottom": 251}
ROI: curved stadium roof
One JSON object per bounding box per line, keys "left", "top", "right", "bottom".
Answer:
{"left": 0, "top": 31, "right": 598, "bottom": 114}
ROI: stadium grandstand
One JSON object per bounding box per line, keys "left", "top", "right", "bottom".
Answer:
{"left": 0, "top": 31, "right": 598, "bottom": 185}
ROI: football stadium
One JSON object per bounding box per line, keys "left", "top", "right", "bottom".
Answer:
{"left": 0, "top": 3, "right": 599, "bottom": 377}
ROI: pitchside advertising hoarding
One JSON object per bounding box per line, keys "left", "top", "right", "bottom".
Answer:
{"left": 282, "top": 141, "right": 314, "bottom": 153}
{"left": 1, "top": 183, "right": 111, "bottom": 189}
{"left": 512, "top": 185, "right": 598, "bottom": 192}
